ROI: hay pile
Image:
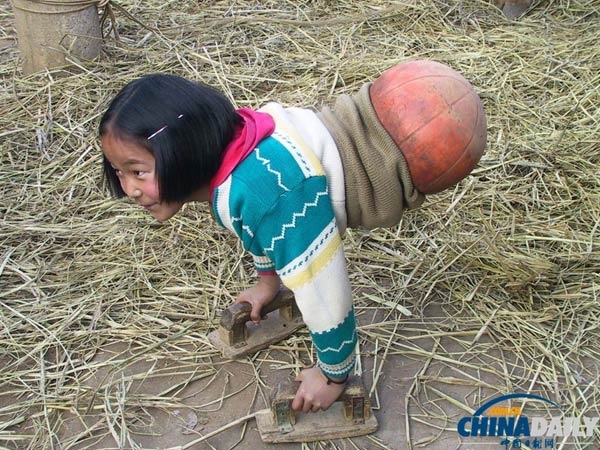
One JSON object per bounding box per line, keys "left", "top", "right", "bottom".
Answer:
{"left": 1, "top": 0, "right": 599, "bottom": 449}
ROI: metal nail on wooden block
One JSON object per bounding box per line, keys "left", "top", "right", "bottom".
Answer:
{"left": 255, "top": 377, "right": 378, "bottom": 443}
{"left": 208, "top": 289, "right": 305, "bottom": 359}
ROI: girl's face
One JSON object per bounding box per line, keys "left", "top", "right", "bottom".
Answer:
{"left": 102, "top": 133, "right": 184, "bottom": 222}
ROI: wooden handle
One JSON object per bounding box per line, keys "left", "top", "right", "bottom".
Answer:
{"left": 272, "top": 377, "right": 370, "bottom": 432}
{"left": 275, "top": 377, "right": 367, "bottom": 404}
{"left": 220, "top": 288, "right": 296, "bottom": 330}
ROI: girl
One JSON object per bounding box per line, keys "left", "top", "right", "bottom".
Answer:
{"left": 100, "top": 73, "right": 358, "bottom": 413}
{"left": 100, "top": 65, "right": 486, "bottom": 414}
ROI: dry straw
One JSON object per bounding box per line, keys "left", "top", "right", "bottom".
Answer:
{"left": 1, "top": 0, "right": 599, "bottom": 449}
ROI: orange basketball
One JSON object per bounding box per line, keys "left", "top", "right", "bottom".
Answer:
{"left": 370, "top": 60, "right": 487, "bottom": 194}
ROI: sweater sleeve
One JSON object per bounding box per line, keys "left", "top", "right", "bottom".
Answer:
{"left": 252, "top": 176, "right": 357, "bottom": 378}
{"left": 251, "top": 252, "right": 276, "bottom": 275}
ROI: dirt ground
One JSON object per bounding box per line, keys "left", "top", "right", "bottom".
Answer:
{"left": 2, "top": 300, "right": 592, "bottom": 450}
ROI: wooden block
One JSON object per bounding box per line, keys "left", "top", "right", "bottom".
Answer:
{"left": 209, "top": 309, "right": 304, "bottom": 358}
{"left": 255, "top": 401, "right": 378, "bottom": 443}
{"left": 255, "top": 377, "right": 378, "bottom": 443}
{"left": 208, "top": 289, "right": 305, "bottom": 359}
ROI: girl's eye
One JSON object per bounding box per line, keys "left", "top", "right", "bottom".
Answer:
{"left": 134, "top": 171, "right": 146, "bottom": 177}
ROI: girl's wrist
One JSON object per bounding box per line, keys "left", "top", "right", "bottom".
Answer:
{"left": 258, "top": 273, "right": 281, "bottom": 289}
{"left": 319, "top": 367, "right": 349, "bottom": 385}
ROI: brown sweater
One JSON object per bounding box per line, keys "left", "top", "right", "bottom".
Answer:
{"left": 318, "top": 83, "right": 425, "bottom": 230}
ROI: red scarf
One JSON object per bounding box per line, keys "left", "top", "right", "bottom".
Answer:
{"left": 209, "top": 108, "right": 275, "bottom": 199}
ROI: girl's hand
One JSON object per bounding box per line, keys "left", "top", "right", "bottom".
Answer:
{"left": 291, "top": 367, "right": 347, "bottom": 413}
{"left": 235, "top": 274, "right": 281, "bottom": 323}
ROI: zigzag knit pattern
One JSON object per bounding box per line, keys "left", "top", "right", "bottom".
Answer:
{"left": 213, "top": 123, "right": 356, "bottom": 378}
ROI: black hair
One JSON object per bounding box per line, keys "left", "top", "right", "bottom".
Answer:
{"left": 99, "top": 74, "right": 242, "bottom": 202}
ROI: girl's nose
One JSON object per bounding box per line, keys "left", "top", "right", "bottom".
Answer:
{"left": 122, "top": 179, "right": 142, "bottom": 198}
{"left": 130, "top": 188, "right": 142, "bottom": 198}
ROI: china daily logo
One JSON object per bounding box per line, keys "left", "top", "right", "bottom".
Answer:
{"left": 457, "top": 394, "right": 599, "bottom": 449}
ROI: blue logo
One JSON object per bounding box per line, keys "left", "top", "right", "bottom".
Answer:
{"left": 457, "top": 394, "right": 599, "bottom": 449}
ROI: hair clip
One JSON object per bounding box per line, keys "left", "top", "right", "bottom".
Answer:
{"left": 147, "top": 114, "right": 184, "bottom": 140}
{"left": 147, "top": 125, "right": 168, "bottom": 140}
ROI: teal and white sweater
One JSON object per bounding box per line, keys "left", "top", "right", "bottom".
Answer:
{"left": 212, "top": 103, "right": 356, "bottom": 378}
